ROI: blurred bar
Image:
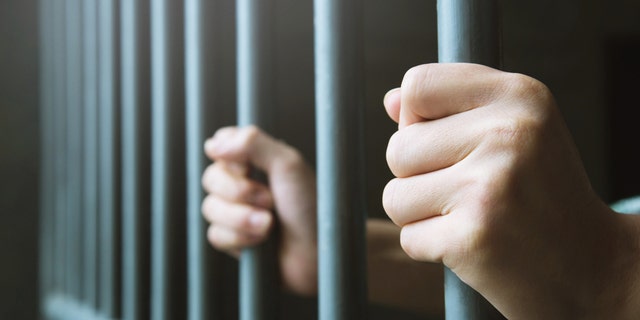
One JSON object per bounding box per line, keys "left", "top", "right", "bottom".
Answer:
{"left": 82, "top": 0, "right": 99, "bottom": 309}
{"left": 236, "top": 0, "right": 278, "bottom": 319}
{"left": 38, "top": 0, "right": 54, "bottom": 306}
{"left": 184, "top": 0, "right": 227, "bottom": 319}
{"left": 436, "top": 0, "right": 504, "bottom": 319}
{"left": 313, "top": 0, "right": 368, "bottom": 319}
{"left": 65, "top": 0, "right": 83, "bottom": 301}
{"left": 97, "top": 0, "right": 121, "bottom": 317}
{"left": 120, "top": 0, "right": 151, "bottom": 319}
{"left": 150, "top": 0, "right": 187, "bottom": 319}
{"left": 52, "top": 0, "right": 68, "bottom": 298}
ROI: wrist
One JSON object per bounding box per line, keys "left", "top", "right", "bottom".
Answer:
{"left": 587, "top": 211, "right": 640, "bottom": 319}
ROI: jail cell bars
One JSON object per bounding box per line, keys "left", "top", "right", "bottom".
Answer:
{"left": 39, "top": 0, "right": 503, "bottom": 319}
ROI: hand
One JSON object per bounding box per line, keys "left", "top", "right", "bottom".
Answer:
{"left": 202, "top": 126, "right": 317, "bottom": 295}
{"left": 382, "top": 63, "right": 640, "bottom": 319}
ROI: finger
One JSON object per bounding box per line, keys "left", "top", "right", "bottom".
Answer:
{"left": 383, "top": 87, "right": 401, "bottom": 123}
{"left": 399, "top": 214, "right": 470, "bottom": 268}
{"left": 201, "top": 195, "right": 273, "bottom": 237}
{"left": 399, "top": 63, "right": 509, "bottom": 128}
{"left": 386, "top": 108, "right": 485, "bottom": 178}
{"left": 207, "top": 224, "right": 267, "bottom": 253}
{"left": 383, "top": 168, "right": 467, "bottom": 227}
{"left": 204, "top": 125, "right": 303, "bottom": 174}
{"left": 202, "top": 162, "right": 273, "bottom": 208}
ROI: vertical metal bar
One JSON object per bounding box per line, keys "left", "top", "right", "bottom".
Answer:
{"left": 151, "top": 0, "right": 187, "bottom": 319}
{"left": 82, "top": 0, "right": 99, "bottom": 309}
{"left": 98, "top": 0, "right": 121, "bottom": 316}
{"left": 121, "top": 0, "right": 151, "bottom": 319}
{"left": 314, "top": 0, "right": 368, "bottom": 319}
{"left": 65, "top": 0, "right": 84, "bottom": 300}
{"left": 38, "top": 0, "right": 54, "bottom": 309}
{"left": 185, "top": 0, "right": 226, "bottom": 319}
{"left": 437, "top": 1, "right": 505, "bottom": 319}
{"left": 236, "top": 1, "right": 278, "bottom": 319}
{"left": 52, "top": 0, "right": 67, "bottom": 298}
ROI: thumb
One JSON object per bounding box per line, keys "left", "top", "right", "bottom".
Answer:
{"left": 205, "top": 125, "right": 297, "bottom": 174}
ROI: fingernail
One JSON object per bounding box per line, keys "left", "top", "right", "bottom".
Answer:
{"left": 249, "top": 212, "right": 271, "bottom": 232}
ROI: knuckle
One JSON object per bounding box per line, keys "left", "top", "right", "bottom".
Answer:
{"left": 207, "top": 225, "right": 230, "bottom": 249}
{"left": 201, "top": 196, "right": 212, "bottom": 217}
{"left": 240, "top": 125, "right": 261, "bottom": 148}
{"left": 401, "top": 64, "right": 435, "bottom": 107}
{"left": 483, "top": 116, "right": 538, "bottom": 149}
{"left": 275, "top": 144, "right": 305, "bottom": 173}
{"left": 402, "top": 64, "right": 432, "bottom": 90}
{"left": 201, "top": 164, "right": 216, "bottom": 189}
{"left": 505, "top": 73, "right": 554, "bottom": 106}
{"left": 234, "top": 180, "right": 256, "bottom": 202}
{"left": 201, "top": 195, "right": 221, "bottom": 222}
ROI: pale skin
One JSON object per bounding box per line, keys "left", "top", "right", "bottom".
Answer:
{"left": 201, "top": 63, "right": 640, "bottom": 319}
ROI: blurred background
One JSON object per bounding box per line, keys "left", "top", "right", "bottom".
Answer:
{"left": 1, "top": 0, "right": 639, "bottom": 319}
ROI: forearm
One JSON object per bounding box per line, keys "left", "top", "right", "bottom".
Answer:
{"left": 366, "top": 218, "right": 444, "bottom": 316}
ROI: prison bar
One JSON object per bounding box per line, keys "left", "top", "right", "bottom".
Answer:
{"left": 437, "top": 0, "right": 505, "bottom": 319}
{"left": 52, "top": 0, "right": 68, "bottom": 301}
{"left": 150, "top": 0, "right": 188, "bottom": 319}
{"left": 120, "top": 0, "right": 151, "bottom": 319}
{"left": 314, "top": 0, "right": 369, "bottom": 319}
{"left": 184, "top": 0, "right": 226, "bottom": 319}
{"left": 98, "top": 0, "right": 122, "bottom": 316}
{"left": 236, "top": 1, "right": 279, "bottom": 319}
{"left": 40, "top": 0, "right": 512, "bottom": 319}
{"left": 65, "top": 0, "right": 83, "bottom": 302}
{"left": 82, "top": 0, "right": 99, "bottom": 311}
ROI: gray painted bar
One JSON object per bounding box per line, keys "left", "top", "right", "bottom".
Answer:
{"left": 65, "top": 0, "right": 83, "bottom": 301}
{"left": 82, "top": 0, "right": 99, "bottom": 309}
{"left": 98, "top": 0, "right": 120, "bottom": 316}
{"left": 150, "top": 0, "right": 187, "bottom": 319}
{"left": 437, "top": 0, "right": 504, "bottom": 319}
{"left": 52, "top": 0, "right": 68, "bottom": 297}
{"left": 236, "top": 1, "right": 278, "bottom": 319}
{"left": 314, "top": 0, "right": 368, "bottom": 319}
{"left": 184, "top": 0, "right": 227, "bottom": 319}
{"left": 121, "top": 0, "right": 151, "bottom": 319}
{"left": 184, "top": 2, "right": 207, "bottom": 318}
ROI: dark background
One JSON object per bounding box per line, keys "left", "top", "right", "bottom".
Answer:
{"left": 1, "top": 0, "right": 639, "bottom": 319}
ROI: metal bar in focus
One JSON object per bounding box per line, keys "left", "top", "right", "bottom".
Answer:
{"left": 98, "top": 0, "right": 121, "bottom": 316}
{"left": 150, "top": 0, "right": 187, "bottom": 319}
{"left": 121, "top": 0, "right": 151, "bottom": 319}
{"left": 314, "top": 0, "right": 368, "bottom": 319}
{"left": 185, "top": 0, "right": 227, "bottom": 319}
{"left": 437, "top": 0, "right": 505, "bottom": 319}
{"left": 64, "top": 0, "right": 83, "bottom": 301}
{"left": 82, "top": 0, "right": 99, "bottom": 309}
{"left": 236, "top": 1, "right": 278, "bottom": 319}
